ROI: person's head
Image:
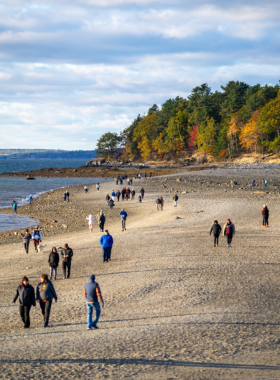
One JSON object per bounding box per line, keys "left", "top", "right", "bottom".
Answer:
{"left": 40, "top": 274, "right": 48, "bottom": 283}
{"left": 263, "top": 204, "right": 266, "bottom": 208}
{"left": 22, "top": 276, "right": 29, "bottom": 287}
{"left": 227, "top": 219, "right": 231, "bottom": 224}
{"left": 214, "top": 220, "right": 218, "bottom": 224}
{"left": 89, "top": 274, "right": 95, "bottom": 282}
{"left": 25, "top": 228, "right": 29, "bottom": 234}
{"left": 105, "top": 230, "right": 109, "bottom": 235}
{"left": 52, "top": 247, "right": 57, "bottom": 253}
{"left": 35, "top": 226, "right": 38, "bottom": 230}
{"left": 64, "top": 243, "right": 68, "bottom": 249}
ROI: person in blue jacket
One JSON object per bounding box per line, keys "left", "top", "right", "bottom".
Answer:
{"left": 28, "top": 195, "right": 33, "bottom": 207}
{"left": 119, "top": 209, "right": 128, "bottom": 231}
{"left": 100, "top": 230, "right": 114, "bottom": 262}
{"left": 111, "top": 190, "right": 116, "bottom": 201}
{"left": 12, "top": 200, "right": 17, "bottom": 214}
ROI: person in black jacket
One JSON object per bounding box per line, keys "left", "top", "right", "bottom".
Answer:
{"left": 116, "top": 190, "right": 121, "bottom": 201}
{"left": 21, "top": 229, "right": 32, "bottom": 254}
{"left": 36, "top": 274, "right": 58, "bottom": 327}
{"left": 48, "top": 247, "right": 59, "bottom": 280}
{"left": 210, "top": 220, "right": 222, "bottom": 247}
{"left": 140, "top": 187, "right": 145, "bottom": 199}
{"left": 12, "top": 276, "right": 36, "bottom": 328}
{"left": 98, "top": 212, "right": 106, "bottom": 232}
{"left": 61, "top": 244, "right": 73, "bottom": 279}
{"left": 262, "top": 205, "right": 269, "bottom": 228}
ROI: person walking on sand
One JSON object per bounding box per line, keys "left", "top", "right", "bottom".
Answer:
{"left": 12, "top": 276, "right": 36, "bottom": 329}
{"left": 140, "top": 187, "right": 145, "bottom": 199}
{"left": 210, "top": 220, "right": 222, "bottom": 247}
{"left": 28, "top": 195, "right": 33, "bottom": 207}
{"left": 121, "top": 187, "right": 126, "bottom": 201}
{"left": 116, "top": 190, "right": 121, "bottom": 201}
{"left": 160, "top": 196, "right": 164, "bottom": 210}
{"left": 156, "top": 197, "right": 161, "bottom": 211}
{"left": 252, "top": 178, "right": 255, "bottom": 186}
{"left": 84, "top": 185, "right": 89, "bottom": 193}
{"left": 265, "top": 179, "right": 268, "bottom": 187}
{"left": 173, "top": 193, "right": 178, "bottom": 207}
{"left": 120, "top": 209, "right": 127, "bottom": 231}
{"left": 48, "top": 247, "right": 59, "bottom": 280}
{"left": 63, "top": 191, "right": 67, "bottom": 202}
{"left": 98, "top": 211, "right": 106, "bottom": 232}
{"left": 111, "top": 190, "right": 115, "bottom": 202}
{"left": 262, "top": 205, "right": 269, "bottom": 228}
{"left": 32, "top": 226, "right": 42, "bottom": 253}
{"left": 100, "top": 230, "right": 113, "bottom": 262}
{"left": 36, "top": 274, "right": 58, "bottom": 327}
{"left": 84, "top": 274, "right": 104, "bottom": 330}
{"left": 21, "top": 229, "right": 32, "bottom": 254}
{"left": 223, "top": 219, "right": 235, "bottom": 248}
{"left": 131, "top": 189, "right": 135, "bottom": 200}
{"left": 12, "top": 200, "right": 17, "bottom": 214}
{"left": 138, "top": 195, "right": 142, "bottom": 203}
{"left": 96, "top": 183, "right": 100, "bottom": 192}
{"left": 61, "top": 244, "right": 73, "bottom": 279}
{"left": 86, "top": 214, "right": 95, "bottom": 232}
{"left": 66, "top": 191, "right": 70, "bottom": 202}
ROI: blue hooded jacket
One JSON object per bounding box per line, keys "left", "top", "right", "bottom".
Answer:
{"left": 100, "top": 234, "right": 113, "bottom": 247}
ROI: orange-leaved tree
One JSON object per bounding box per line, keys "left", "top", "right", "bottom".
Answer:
{"left": 239, "top": 111, "right": 261, "bottom": 153}
{"left": 259, "top": 92, "right": 280, "bottom": 152}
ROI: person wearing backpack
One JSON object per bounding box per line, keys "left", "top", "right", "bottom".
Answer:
{"left": 32, "top": 226, "right": 42, "bottom": 253}
{"left": 262, "top": 205, "right": 269, "bottom": 228}
{"left": 48, "top": 247, "right": 59, "bottom": 280}
{"left": 173, "top": 193, "right": 178, "bottom": 207}
{"left": 210, "top": 220, "right": 222, "bottom": 247}
{"left": 223, "top": 219, "right": 235, "bottom": 248}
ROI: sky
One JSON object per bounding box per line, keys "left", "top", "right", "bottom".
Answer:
{"left": 0, "top": 0, "right": 279, "bottom": 150}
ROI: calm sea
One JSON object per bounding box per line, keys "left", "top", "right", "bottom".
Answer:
{"left": 0, "top": 159, "right": 108, "bottom": 233}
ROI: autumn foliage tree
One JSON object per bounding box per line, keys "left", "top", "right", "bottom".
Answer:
{"left": 239, "top": 111, "right": 261, "bottom": 153}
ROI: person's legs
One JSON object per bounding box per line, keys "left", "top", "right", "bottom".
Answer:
{"left": 122, "top": 219, "right": 125, "bottom": 231}
{"left": 263, "top": 216, "right": 266, "bottom": 226}
{"left": 67, "top": 262, "right": 71, "bottom": 278}
{"left": 87, "top": 303, "right": 93, "bottom": 329}
{"left": 24, "top": 305, "right": 31, "bottom": 328}
{"left": 92, "top": 302, "right": 101, "bottom": 327}
{"left": 62, "top": 261, "right": 67, "bottom": 278}
{"left": 40, "top": 301, "right": 46, "bottom": 318}
{"left": 102, "top": 247, "right": 107, "bottom": 261}
{"left": 44, "top": 300, "right": 52, "bottom": 326}
{"left": 19, "top": 305, "right": 25, "bottom": 324}
{"left": 107, "top": 247, "right": 112, "bottom": 260}
{"left": 50, "top": 266, "right": 53, "bottom": 278}
{"left": 227, "top": 234, "right": 232, "bottom": 247}
{"left": 123, "top": 219, "right": 126, "bottom": 230}
{"left": 54, "top": 267, "right": 57, "bottom": 280}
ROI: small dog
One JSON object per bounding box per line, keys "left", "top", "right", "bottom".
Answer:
{"left": 37, "top": 244, "right": 47, "bottom": 253}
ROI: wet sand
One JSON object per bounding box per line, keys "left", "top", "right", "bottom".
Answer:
{"left": 1, "top": 166, "right": 280, "bottom": 379}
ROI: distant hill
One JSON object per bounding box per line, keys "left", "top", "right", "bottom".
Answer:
{"left": 0, "top": 150, "right": 97, "bottom": 160}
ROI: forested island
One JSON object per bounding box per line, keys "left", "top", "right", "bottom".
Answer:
{"left": 0, "top": 149, "right": 96, "bottom": 160}
{"left": 97, "top": 81, "right": 280, "bottom": 161}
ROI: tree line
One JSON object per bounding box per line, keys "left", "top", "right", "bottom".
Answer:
{"left": 96, "top": 81, "right": 280, "bottom": 160}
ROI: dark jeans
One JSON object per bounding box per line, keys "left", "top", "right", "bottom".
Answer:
{"left": 24, "top": 241, "right": 30, "bottom": 253}
{"left": 19, "top": 305, "right": 31, "bottom": 327}
{"left": 226, "top": 234, "right": 232, "bottom": 245}
{"left": 141, "top": 193, "right": 144, "bottom": 199}
{"left": 62, "top": 261, "right": 71, "bottom": 278}
{"left": 40, "top": 300, "right": 52, "bottom": 325}
{"left": 102, "top": 247, "right": 112, "bottom": 261}
{"left": 214, "top": 234, "right": 219, "bottom": 246}
{"left": 263, "top": 216, "right": 269, "bottom": 226}
{"left": 99, "top": 222, "right": 104, "bottom": 232}
{"left": 122, "top": 219, "right": 126, "bottom": 230}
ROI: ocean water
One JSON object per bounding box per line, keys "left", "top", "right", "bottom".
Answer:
{"left": 0, "top": 159, "right": 108, "bottom": 233}
{"left": 0, "top": 158, "right": 88, "bottom": 174}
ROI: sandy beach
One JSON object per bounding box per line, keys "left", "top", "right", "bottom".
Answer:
{"left": 1, "top": 165, "right": 280, "bottom": 379}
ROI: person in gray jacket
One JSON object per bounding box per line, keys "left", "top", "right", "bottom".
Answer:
{"left": 12, "top": 276, "right": 36, "bottom": 328}
{"left": 36, "top": 274, "right": 58, "bottom": 327}
{"left": 84, "top": 274, "right": 104, "bottom": 330}
{"left": 21, "top": 229, "right": 32, "bottom": 254}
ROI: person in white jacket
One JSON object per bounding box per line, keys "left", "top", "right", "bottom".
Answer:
{"left": 86, "top": 215, "right": 95, "bottom": 232}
